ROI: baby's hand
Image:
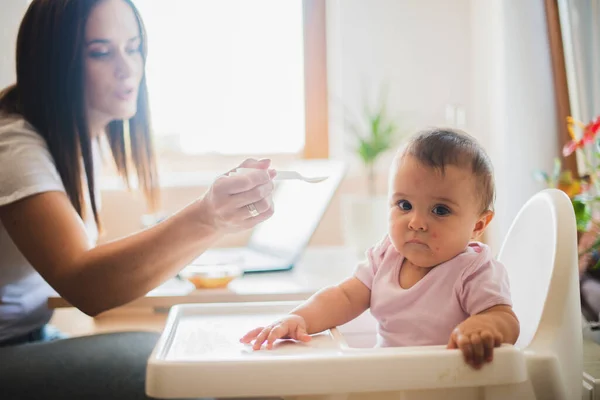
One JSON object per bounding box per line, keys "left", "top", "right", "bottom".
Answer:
{"left": 239, "top": 314, "right": 311, "bottom": 350}
{"left": 447, "top": 315, "right": 503, "bottom": 369}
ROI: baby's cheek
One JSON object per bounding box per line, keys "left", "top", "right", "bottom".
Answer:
{"left": 388, "top": 217, "right": 403, "bottom": 232}
{"left": 387, "top": 221, "right": 404, "bottom": 245}
{"left": 388, "top": 208, "right": 400, "bottom": 223}
{"left": 429, "top": 232, "right": 441, "bottom": 252}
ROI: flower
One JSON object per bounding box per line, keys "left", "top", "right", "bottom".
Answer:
{"left": 563, "top": 116, "right": 600, "bottom": 157}
{"left": 536, "top": 115, "right": 600, "bottom": 236}
{"left": 557, "top": 176, "right": 582, "bottom": 198}
{"left": 544, "top": 114, "right": 600, "bottom": 269}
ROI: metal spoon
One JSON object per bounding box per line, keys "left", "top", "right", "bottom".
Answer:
{"left": 274, "top": 170, "right": 329, "bottom": 183}
{"left": 235, "top": 168, "right": 328, "bottom": 183}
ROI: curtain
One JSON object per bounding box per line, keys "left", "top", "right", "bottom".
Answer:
{"left": 558, "top": 0, "right": 600, "bottom": 126}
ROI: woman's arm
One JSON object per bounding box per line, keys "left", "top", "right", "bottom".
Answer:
{"left": 0, "top": 162, "right": 275, "bottom": 316}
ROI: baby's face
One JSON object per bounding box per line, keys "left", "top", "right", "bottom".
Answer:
{"left": 387, "top": 155, "right": 492, "bottom": 268}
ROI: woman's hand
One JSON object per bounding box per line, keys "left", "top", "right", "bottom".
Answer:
{"left": 197, "top": 158, "right": 277, "bottom": 234}
{"left": 240, "top": 314, "right": 311, "bottom": 350}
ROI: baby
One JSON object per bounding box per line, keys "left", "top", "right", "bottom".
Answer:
{"left": 240, "top": 128, "right": 520, "bottom": 369}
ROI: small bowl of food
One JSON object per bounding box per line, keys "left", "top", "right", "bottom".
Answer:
{"left": 179, "top": 264, "right": 242, "bottom": 289}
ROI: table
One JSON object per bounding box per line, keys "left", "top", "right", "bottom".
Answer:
{"left": 49, "top": 247, "right": 359, "bottom": 336}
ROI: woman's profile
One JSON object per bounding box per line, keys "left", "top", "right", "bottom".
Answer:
{"left": 0, "top": 1, "right": 275, "bottom": 398}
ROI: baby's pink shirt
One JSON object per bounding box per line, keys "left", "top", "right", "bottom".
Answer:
{"left": 354, "top": 235, "right": 512, "bottom": 347}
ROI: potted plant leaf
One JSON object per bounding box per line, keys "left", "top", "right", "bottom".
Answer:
{"left": 535, "top": 115, "right": 600, "bottom": 271}
{"left": 342, "top": 87, "right": 405, "bottom": 257}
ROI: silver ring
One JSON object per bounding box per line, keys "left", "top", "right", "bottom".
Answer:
{"left": 246, "top": 203, "right": 259, "bottom": 217}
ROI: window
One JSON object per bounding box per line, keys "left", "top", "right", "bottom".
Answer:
{"left": 135, "top": 0, "right": 308, "bottom": 155}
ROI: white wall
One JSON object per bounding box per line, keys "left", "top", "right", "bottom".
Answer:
{"left": 327, "top": 0, "right": 473, "bottom": 174}
{"left": 0, "top": 0, "right": 561, "bottom": 250}
{"left": 328, "top": 0, "right": 559, "bottom": 249}
{"left": 470, "top": 0, "right": 559, "bottom": 251}
{"left": 0, "top": 0, "right": 29, "bottom": 89}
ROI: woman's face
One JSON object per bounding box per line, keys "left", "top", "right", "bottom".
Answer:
{"left": 84, "top": 0, "right": 143, "bottom": 130}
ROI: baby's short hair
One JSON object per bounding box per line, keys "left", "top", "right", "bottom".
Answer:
{"left": 401, "top": 128, "right": 495, "bottom": 213}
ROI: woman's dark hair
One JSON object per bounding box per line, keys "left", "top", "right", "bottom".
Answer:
{"left": 0, "top": 0, "right": 159, "bottom": 227}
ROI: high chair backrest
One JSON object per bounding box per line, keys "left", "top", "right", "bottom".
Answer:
{"left": 497, "top": 189, "right": 582, "bottom": 396}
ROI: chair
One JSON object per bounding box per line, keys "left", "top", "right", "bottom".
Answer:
{"left": 146, "top": 189, "right": 583, "bottom": 399}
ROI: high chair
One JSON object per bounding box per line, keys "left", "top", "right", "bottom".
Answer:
{"left": 146, "top": 189, "right": 583, "bottom": 399}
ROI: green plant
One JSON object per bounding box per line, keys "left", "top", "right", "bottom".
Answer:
{"left": 535, "top": 115, "right": 600, "bottom": 267}
{"left": 345, "top": 88, "right": 403, "bottom": 196}
{"left": 534, "top": 157, "right": 590, "bottom": 231}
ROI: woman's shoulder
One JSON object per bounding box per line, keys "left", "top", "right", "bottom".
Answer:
{"left": 0, "top": 113, "right": 45, "bottom": 144}
{"left": 0, "top": 113, "right": 64, "bottom": 206}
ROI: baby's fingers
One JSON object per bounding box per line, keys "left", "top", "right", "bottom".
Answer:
{"left": 252, "top": 327, "right": 273, "bottom": 351}
{"left": 447, "top": 334, "right": 458, "bottom": 349}
{"left": 240, "top": 327, "right": 263, "bottom": 344}
{"left": 266, "top": 325, "right": 290, "bottom": 349}
{"left": 448, "top": 332, "right": 478, "bottom": 368}
{"left": 295, "top": 324, "right": 311, "bottom": 342}
{"left": 456, "top": 334, "right": 474, "bottom": 365}
{"left": 470, "top": 334, "right": 484, "bottom": 369}
{"left": 481, "top": 331, "right": 495, "bottom": 362}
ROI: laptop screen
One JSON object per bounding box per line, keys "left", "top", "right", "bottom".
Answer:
{"left": 247, "top": 160, "right": 346, "bottom": 261}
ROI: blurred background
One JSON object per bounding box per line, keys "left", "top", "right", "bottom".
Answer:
{"left": 1, "top": 0, "right": 597, "bottom": 257}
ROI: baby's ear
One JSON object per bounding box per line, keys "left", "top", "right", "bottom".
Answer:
{"left": 472, "top": 210, "right": 494, "bottom": 239}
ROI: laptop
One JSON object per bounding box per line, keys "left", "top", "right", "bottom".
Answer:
{"left": 190, "top": 159, "right": 347, "bottom": 273}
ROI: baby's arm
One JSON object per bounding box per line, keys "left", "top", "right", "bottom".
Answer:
{"left": 241, "top": 277, "right": 371, "bottom": 349}
{"left": 448, "top": 305, "right": 519, "bottom": 369}
{"left": 293, "top": 276, "right": 371, "bottom": 333}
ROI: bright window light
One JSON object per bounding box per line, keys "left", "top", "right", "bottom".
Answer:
{"left": 135, "top": 0, "right": 306, "bottom": 155}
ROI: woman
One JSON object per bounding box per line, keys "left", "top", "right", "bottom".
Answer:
{"left": 0, "top": 0, "right": 275, "bottom": 398}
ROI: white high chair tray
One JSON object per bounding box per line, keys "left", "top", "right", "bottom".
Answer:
{"left": 146, "top": 302, "right": 527, "bottom": 399}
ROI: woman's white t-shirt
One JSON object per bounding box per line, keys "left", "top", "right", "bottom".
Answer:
{"left": 0, "top": 115, "right": 99, "bottom": 342}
